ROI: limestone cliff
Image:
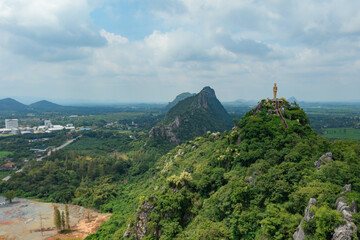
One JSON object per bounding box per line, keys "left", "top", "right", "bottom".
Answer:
{"left": 149, "top": 86, "right": 233, "bottom": 144}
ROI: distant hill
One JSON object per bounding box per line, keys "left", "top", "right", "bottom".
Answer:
{"left": 287, "top": 96, "right": 298, "bottom": 103}
{"left": 29, "top": 100, "right": 64, "bottom": 110}
{"left": 0, "top": 98, "right": 28, "bottom": 112}
{"left": 150, "top": 86, "right": 233, "bottom": 144}
{"left": 165, "top": 92, "right": 196, "bottom": 110}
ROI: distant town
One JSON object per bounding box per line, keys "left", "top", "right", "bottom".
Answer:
{"left": 0, "top": 119, "right": 76, "bottom": 135}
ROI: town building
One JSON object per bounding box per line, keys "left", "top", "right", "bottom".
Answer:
{"left": 44, "top": 120, "right": 52, "bottom": 127}
{"left": 0, "top": 162, "right": 16, "bottom": 170}
{"left": 5, "top": 119, "right": 18, "bottom": 129}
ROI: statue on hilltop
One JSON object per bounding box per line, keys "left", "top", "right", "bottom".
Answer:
{"left": 273, "top": 83, "right": 278, "bottom": 100}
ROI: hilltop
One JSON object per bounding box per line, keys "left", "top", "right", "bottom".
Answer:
{"left": 29, "top": 100, "right": 64, "bottom": 110}
{"left": 2, "top": 97, "right": 360, "bottom": 240}
{"left": 93, "top": 98, "right": 360, "bottom": 239}
{"left": 165, "top": 92, "right": 196, "bottom": 111}
{"left": 150, "top": 86, "right": 233, "bottom": 144}
{"left": 0, "top": 98, "right": 28, "bottom": 112}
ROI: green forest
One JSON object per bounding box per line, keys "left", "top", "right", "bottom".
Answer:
{"left": 1, "top": 98, "right": 360, "bottom": 239}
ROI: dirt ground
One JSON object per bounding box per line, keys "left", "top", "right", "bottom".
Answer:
{"left": 0, "top": 197, "right": 110, "bottom": 240}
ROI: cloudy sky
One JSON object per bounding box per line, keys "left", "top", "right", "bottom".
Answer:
{"left": 1, "top": 0, "right": 360, "bottom": 104}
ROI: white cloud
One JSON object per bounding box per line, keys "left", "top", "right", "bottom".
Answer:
{"left": 1, "top": 0, "right": 360, "bottom": 102}
{"left": 0, "top": 0, "right": 106, "bottom": 61}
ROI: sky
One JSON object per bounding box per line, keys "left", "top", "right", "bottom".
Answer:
{"left": 1, "top": 0, "right": 360, "bottom": 104}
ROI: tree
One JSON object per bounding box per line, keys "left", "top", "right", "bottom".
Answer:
{"left": 54, "top": 206, "right": 61, "bottom": 232}
{"left": 5, "top": 190, "right": 16, "bottom": 203}
{"left": 61, "top": 211, "right": 66, "bottom": 230}
{"left": 65, "top": 204, "right": 71, "bottom": 230}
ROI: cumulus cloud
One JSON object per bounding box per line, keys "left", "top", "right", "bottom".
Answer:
{"left": 1, "top": 0, "right": 360, "bottom": 102}
{"left": 0, "top": 0, "right": 106, "bottom": 61}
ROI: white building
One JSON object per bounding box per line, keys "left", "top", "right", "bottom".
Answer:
{"left": 0, "top": 128, "right": 11, "bottom": 134}
{"left": 48, "top": 125, "right": 64, "bottom": 131}
{"left": 65, "top": 124, "right": 75, "bottom": 130}
{"left": 5, "top": 119, "right": 18, "bottom": 129}
{"left": 11, "top": 128, "right": 20, "bottom": 134}
{"left": 44, "top": 120, "right": 52, "bottom": 127}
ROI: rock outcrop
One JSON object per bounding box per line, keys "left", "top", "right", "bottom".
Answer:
{"left": 293, "top": 198, "right": 317, "bottom": 240}
{"left": 314, "top": 152, "right": 333, "bottom": 170}
{"left": 149, "top": 116, "right": 181, "bottom": 144}
{"left": 332, "top": 184, "right": 358, "bottom": 240}
{"left": 149, "top": 86, "right": 232, "bottom": 144}
{"left": 123, "top": 201, "right": 155, "bottom": 239}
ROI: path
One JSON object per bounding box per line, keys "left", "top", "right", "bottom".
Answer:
{"left": 275, "top": 99, "right": 288, "bottom": 129}
{"left": 2, "top": 135, "right": 81, "bottom": 181}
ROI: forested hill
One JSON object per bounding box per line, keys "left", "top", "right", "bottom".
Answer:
{"left": 2, "top": 98, "right": 360, "bottom": 239}
{"left": 165, "top": 92, "right": 195, "bottom": 111}
{"left": 0, "top": 98, "right": 28, "bottom": 112}
{"left": 92, "top": 98, "right": 360, "bottom": 239}
{"left": 150, "top": 86, "right": 233, "bottom": 144}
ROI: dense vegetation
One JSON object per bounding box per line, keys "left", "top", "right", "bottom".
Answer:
{"left": 152, "top": 87, "right": 233, "bottom": 143}
{"left": 103, "top": 99, "right": 360, "bottom": 239}
{"left": 1, "top": 98, "right": 360, "bottom": 239}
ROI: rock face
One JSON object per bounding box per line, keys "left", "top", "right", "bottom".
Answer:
{"left": 293, "top": 198, "right": 317, "bottom": 240}
{"left": 123, "top": 201, "right": 154, "bottom": 239}
{"left": 150, "top": 86, "right": 233, "bottom": 144}
{"left": 332, "top": 184, "right": 358, "bottom": 240}
{"left": 149, "top": 116, "right": 181, "bottom": 144}
{"left": 252, "top": 99, "right": 290, "bottom": 118}
{"left": 314, "top": 152, "right": 333, "bottom": 170}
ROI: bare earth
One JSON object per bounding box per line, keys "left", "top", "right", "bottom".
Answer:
{"left": 0, "top": 197, "right": 110, "bottom": 240}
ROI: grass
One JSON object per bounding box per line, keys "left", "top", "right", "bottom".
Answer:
{"left": 0, "top": 134, "right": 12, "bottom": 137}
{"left": 322, "top": 128, "right": 360, "bottom": 140}
{"left": 0, "top": 151, "right": 13, "bottom": 158}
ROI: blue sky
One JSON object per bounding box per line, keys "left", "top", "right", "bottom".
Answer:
{"left": 0, "top": 0, "right": 360, "bottom": 104}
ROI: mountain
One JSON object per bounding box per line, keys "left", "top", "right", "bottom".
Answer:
{"left": 0, "top": 98, "right": 28, "bottom": 112}
{"left": 150, "top": 86, "right": 233, "bottom": 144}
{"left": 118, "top": 98, "right": 359, "bottom": 239}
{"left": 287, "top": 96, "right": 298, "bottom": 103}
{"left": 4, "top": 96, "right": 360, "bottom": 239}
{"left": 29, "top": 100, "right": 64, "bottom": 110}
{"left": 165, "top": 92, "right": 196, "bottom": 110}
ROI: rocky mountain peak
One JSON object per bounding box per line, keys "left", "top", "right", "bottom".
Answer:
{"left": 195, "top": 86, "right": 217, "bottom": 109}
{"left": 200, "top": 86, "right": 216, "bottom": 97}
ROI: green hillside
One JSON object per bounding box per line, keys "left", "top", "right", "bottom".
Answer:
{"left": 165, "top": 92, "right": 195, "bottom": 111}
{"left": 150, "top": 87, "right": 233, "bottom": 144}
{"left": 0, "top": 98, "right": 28, "bottom": 112}
{"left": 90, "top": 98, "right": 360, "bottom": 239}
{"left": 2, "top": 98, "right": 360, "bottom": 239}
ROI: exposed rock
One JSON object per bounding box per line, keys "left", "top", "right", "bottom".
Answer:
{"left": 293, "top": 225, "right": 306, "bottom": 240}
{"left": 304, "top": 198, "right": 317, "bottom": 222}
{"left": 150, "top": 86, "right": 232, "bottom": 144}
{"left": 236, "top": 136, "right": 241, "bottom": 145}
{"left": 245, "top": 176, "right": 255, "bottom": 186}
{"left": 314, "top": 152, "right": 333, "bottom": 170}
{"left": 124, "top": 201, "right": 155, "bottom": 239}
{"left": 293, "top": 198, "right": 316, "bottom": 240}
{"left": 350, "top": 200, "right": 357, "bottom": 213}
{"left": 332, "top": 184, "right": 358, "bottom": 240}
{"left": 343, "top": 184, "right": 351, "bottom": 194}
{"left": 332, "top": 222, "right": 357, "bottom": 240}
{"left": 149, "top": 116, "right": 181, "bottom": 144}
{"left": 253, "top": 101, "right": 263, "bottom": 115}
{"left": 335, "top": 197, "right": 352, "bottom": 221}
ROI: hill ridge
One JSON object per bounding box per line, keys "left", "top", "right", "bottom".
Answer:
{"left": 150, "top": 86, "right": 233, "bottom": 144}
